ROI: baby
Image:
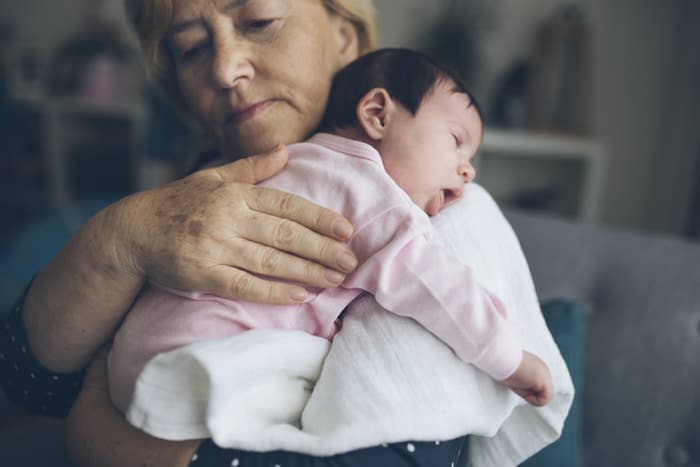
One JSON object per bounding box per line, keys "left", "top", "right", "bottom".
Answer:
{"left": 108, "top": 49, "right": 553, "bottom": 424}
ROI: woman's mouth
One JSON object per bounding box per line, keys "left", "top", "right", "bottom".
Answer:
{"left": 226, "top": 100, "right": 275, "bottom": 125}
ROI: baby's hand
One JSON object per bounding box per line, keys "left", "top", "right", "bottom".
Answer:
{"left": 501, "top": 351, "right": 553, "bottom": 407}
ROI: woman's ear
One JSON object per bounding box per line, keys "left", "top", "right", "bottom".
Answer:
{"left": 356, "top": 88, "right": 394, "bottom": 141}
{"left": 330, "top": 15, "right": 360, "bottom": 68}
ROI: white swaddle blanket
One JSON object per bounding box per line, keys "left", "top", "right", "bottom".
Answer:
{"left": 126, "top": 183, "right": 574, "bottom": 466}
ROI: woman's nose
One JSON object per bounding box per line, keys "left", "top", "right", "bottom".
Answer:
{"left": 211, "top": 34, "right": 255, "bottom": 90}
{"left": 458, "top": 163, "right": 476, "bottom": 183}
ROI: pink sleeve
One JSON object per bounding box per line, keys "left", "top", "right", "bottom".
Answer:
{"left": 344, "top": 207, "right": 523, "bottom": 381}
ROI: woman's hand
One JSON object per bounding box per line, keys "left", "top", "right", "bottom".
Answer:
{"left": 121, "top": 145, "right": 358, "bottom": 304}
{"left": 24, "top": 145, "right": 358, "bottom": 373}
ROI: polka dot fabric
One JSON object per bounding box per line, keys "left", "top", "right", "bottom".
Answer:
{"left": 190, "top": 437, "right": 466, "bottom": 467}
{"left": 0, "top": 283, "right": 85, "bottom": 418}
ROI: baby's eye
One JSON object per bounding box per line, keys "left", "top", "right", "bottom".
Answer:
{"left": 452, "top": 133, "right": 462, "bottom": 147}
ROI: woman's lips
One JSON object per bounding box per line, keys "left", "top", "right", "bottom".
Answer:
{"left": 226, "top": 100, "right": 275, "bottom": 125}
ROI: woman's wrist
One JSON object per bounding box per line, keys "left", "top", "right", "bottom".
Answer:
{"left": 97, "top": 192, "right": 151, "bottom": 278}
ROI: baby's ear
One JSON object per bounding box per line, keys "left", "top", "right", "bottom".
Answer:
{"left": 356, "top": 88, "right": 394, "bottom": 141}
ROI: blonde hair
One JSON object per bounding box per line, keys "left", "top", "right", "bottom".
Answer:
{"left": 124, "top": 0, "right": 377, "bottom": 104}
{"left": 323, "top": 0, "right": 377, "bottom": 56}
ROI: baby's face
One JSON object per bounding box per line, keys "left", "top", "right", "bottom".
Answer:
{"left": 378, "top": 81, "right": 483, "bottom": 216}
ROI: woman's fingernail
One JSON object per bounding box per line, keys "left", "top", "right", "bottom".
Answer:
{"left": 332, "top": 219, "right": 354, "bottom": 239}
{"left": 325, "top": 270, "right": 345, "bottom": 285}
{"left": 289, "top": 288, "right": 308, "bottom": 302}
{"left": 336, "top": 251, "right": 358, "bottom": 272}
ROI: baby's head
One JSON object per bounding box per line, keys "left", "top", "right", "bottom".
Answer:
{"left": 321, "top": 48, "right": 484, "bottom": 216}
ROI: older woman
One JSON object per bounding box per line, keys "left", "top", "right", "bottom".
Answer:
{"left": 0, "top": 0, "right": 474, "bottom": 466}
{"left": 0, "top": 0, "right": 573, "bottom": 467}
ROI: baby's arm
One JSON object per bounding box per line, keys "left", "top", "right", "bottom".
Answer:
{"left": 345, "top": 206, "right": 552, "bottom": 405}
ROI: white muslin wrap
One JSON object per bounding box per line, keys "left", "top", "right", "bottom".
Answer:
{"left": 126, "top": 183, "right": 575, "bottom": 466}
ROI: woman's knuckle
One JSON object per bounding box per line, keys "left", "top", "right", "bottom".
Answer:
{"left": 303, "top": 261, "right": 318, "bottom": 281}
{"left": 274, "top": 220, "right": 297, "bottom": 247}
{"left": 260, "top": 249, "right": 280, "bottom": 270}
{"left": 231, "top": 274, "right": 253, "bottom": 295}
{"left": 317, "top": 241, "right": 334, "bottom": 262}
{"left": 278, "top": 193, "right": 298, "bottom": 214}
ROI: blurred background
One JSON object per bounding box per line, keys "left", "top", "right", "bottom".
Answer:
{"left": 0, "top": 0, "right": 699, "bottom": 307}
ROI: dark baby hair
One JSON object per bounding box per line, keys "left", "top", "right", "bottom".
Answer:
{"left": 320, "top": 48, "right": 482, "bottom": 131}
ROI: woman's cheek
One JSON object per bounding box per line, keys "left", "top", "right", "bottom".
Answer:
{"left": 178, "top": 68, "right": 209, "bottom": 115}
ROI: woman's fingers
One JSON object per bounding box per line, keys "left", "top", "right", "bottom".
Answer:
{"left": 234, "top": 209, "right": 358, "bottom": 274}
{"left": 227, "top": 237, "right": 347, "bottom": 288}
{"left": 245, "top": 186, "right": 355, "bottom": 241}
{"left": 128, "top": 150, "right": 359, "bottom": 303}
{"left": 205, "top": 265, "right": 311, "bottom": 305}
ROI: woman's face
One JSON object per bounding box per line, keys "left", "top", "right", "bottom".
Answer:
{"left": 167, "top": 0, "right": 359, "bottom": 158}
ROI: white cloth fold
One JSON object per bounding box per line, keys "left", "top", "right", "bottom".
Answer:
{"left": 126, "top": 183, "right": 574, "bottom": 466}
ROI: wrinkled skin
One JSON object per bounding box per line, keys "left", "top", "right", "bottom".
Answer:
{"left": 127, "top": 146, "right": 358, "bottom": 305}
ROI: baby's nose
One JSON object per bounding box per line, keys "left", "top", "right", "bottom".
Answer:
{"left": 458, "top": 163, "right": 476, "bottom": 183}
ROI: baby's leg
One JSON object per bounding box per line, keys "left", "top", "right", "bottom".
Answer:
{"left": 108, "top": 285, "right": 246, "bottom": 412}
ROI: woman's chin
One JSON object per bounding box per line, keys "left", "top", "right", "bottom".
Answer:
{"left": 221, "top": 122, "right": 317, "bottom": 159}
{"left": 218, "top": 126, "right": 279, "bottom": 158}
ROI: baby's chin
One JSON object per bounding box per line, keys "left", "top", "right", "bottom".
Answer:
{"left": 423, "top": 193, "right": 443, "bottom": 217}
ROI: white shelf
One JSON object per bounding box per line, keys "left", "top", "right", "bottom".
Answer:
{"left": 477, "top": 128, "right": 606, "bottom": 222}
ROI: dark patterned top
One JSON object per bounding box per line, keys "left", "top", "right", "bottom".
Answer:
{"left": 0, "top": 281, "right": 84, "bottom": 418}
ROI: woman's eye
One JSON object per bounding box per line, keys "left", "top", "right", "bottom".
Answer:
{"left": 181, "top": 43, "right": 207, "bottom": 62}
{"left": 452, "top": 133, "right": 462, "bottom": 147}
{"left": 246, "top": 18, "right": 276, "bottom": 31}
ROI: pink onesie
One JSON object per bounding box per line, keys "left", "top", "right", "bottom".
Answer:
{"left": 108, "top": 133, "right": 522, "bottom": 412}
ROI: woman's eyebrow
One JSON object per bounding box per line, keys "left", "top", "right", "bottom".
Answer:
{"left": 168, "top": 0, "right": 252, "bottom": 37}
{"left": 223, "top": 0, "right": 252, "bottom": 12}
{"left": 168, "top": 19, "right": 203, "bottom": 37}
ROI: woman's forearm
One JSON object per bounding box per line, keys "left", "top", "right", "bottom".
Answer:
{"left": 23, "top": 197, "right": 144, "bottom": 373}
{"left": 66, "top": 348, "right": 201, "bottom": 467}
{"left": 22, "top": 149, "right": 358, "bottom": 374}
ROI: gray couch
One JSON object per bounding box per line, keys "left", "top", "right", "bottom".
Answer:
{"left": 2, "top": 210, "right": 699, "bottom": 467}
{"left": 507, "top": 210, "right": 700, "bottom": 467}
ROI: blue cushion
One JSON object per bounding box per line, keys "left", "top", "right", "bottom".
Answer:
{"left": 520, "top": 299, "right": 583, "bottom": 467}
{"left": 0, "top": 197, "right": 119, "bottom": 312}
